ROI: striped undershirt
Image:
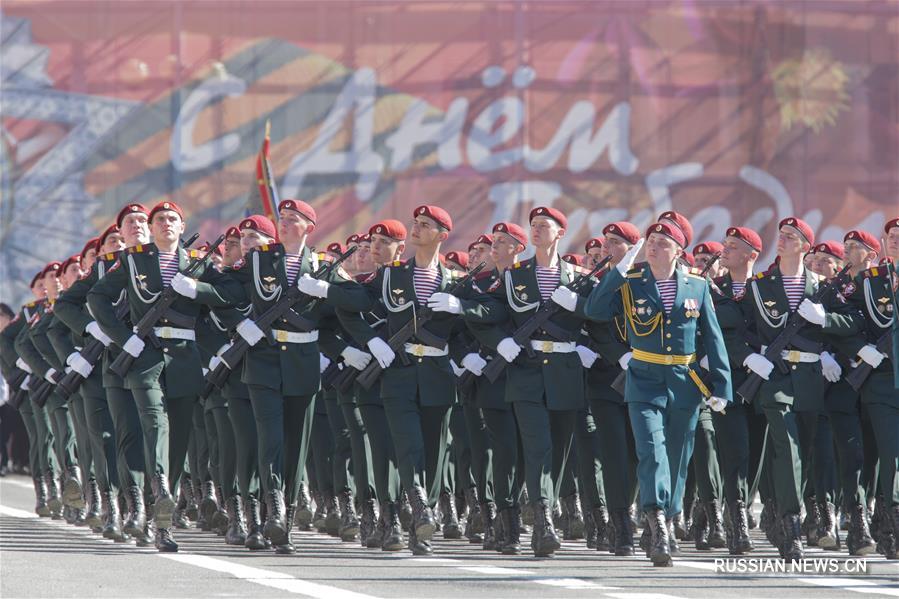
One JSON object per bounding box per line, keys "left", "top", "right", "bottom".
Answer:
{"left": 413, "top": 266, "right": 441, "bottom": 305}
{"left": 731, "top": 281, "right": 746, "bottom": 297}
{"left": 284, "top": 253, "right": 302, "bottom": 285}
{"left": 158, "top": 251, "right": 179, "bottom": 286}
{"left": 656, "top": 279, "right": 678, "bottom": 313}
{"left": 536, "top": 265, "right": 560, "bottom": 300}
{"left": 782, "top": 275, "right": 805, "bottom": 311}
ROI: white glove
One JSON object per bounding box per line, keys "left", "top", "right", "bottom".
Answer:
{"left": 820, "top": 351, "right": 841, "bottom": 383}
{"left": 65, "top": 352, "right": 80, "bottom": 367}
{"left": 21, "top": 375, "right": 30, "bottom": 391}
{"left": 497, "top": 337, "right": 521, "bottom": 363}
{"left": 450, "top": 359, "right": 465, "bottom": 377}
{"left": 427, "top": 292, "right": 462, "bottom": 314}
{"left": 85, "top": 321, "right": 112, "bottom": 346}
{"left": 122, "top": 334, "right": 145, "bottom": 358}
{"left": 44, "top": 368, "right": 58, "bottom": 384}
{"left": 705, "top": 396, "right": 729, "bottom": 413}
{"left": 170, "top": 273, "right": 198, "bottom": 299}
{"left": 618, "top": 351, "right": 633, "bottom": 371}
{"left": 700, "top": 355, "right": 710, "bottom": 371}
{"left": 319, "top": 354, "right": 331, "bottom": 373}
{"left": 575, "top": 345, "right": 598, "bottom": 368}
{"left": 743, "top": 353, "right": 774, "bottom": 380}
{"left": 551, "top": 287, "right": 579, "bottom": 312}
{"left": 15, "top": 358, "right": 32, "bottom": 374}
{"left": 297, "top": 274, "right": 330, "bottom": 299}
{"left": 367, "top": 337, "right": 396, "bottom": 369}
{"left": 857, "top": 344, "right": 885, "bottom": 369}
{"left": 797, "top": 299, "right": 826, "bottom": 326}
{"left": 461, "top": 353, "right": 487, "bottom": 376}
{"left": 616, "top": 238, "right": 644, "bottom": 275}
{"left": 69, "top": 353, "right": 93, "bottom": 378}
{"left": 236, "top": 319, "right": 264, "bottom": 346}
{"left": 208, "top": 355, "right": 222, "bottom": 372}
{"left": 202, "top": 368, "right": 209, "bottom": 376}
{"left": 341, "top": 346, "right": 372, "bottom": 371}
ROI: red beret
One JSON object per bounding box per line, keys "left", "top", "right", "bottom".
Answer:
{"left": 681, "top": 252, "right": 695, "bottom": 267}
{"left": 726, "top": 226, "right": 763, "bottom": 252}
{"left": 814, "top": 241, "right": 844, "bottom": 260}
{"left": 468, "top": 234, "right": 493, "bottom": 252}
{"left": 561, "top": 253, "right": 584, "bottom": 266}
{"left": 60, "top": 254, "right": 82, "bottom": 275}
{"left": 326, "top": 242, "right": 346, "bottom": 256}
{"left": 602, "top": 222, "right": 641, "bottom": 245}
{"left": 80, "top": 237, "right": 99, "bottom": 259}
{"left": 692, "top": 241, "right": 724, "bottom": 257}
{"left": 413, "top": 205, "right": 452, "bottom": 231}
{"left": 492, "top": 222, "right": 528, "bottom": 247}
{"left": 278, "top": 199, "right": 316, "bottom": 224}
{"left": 239, "top": 215, "right": 277, "bottom": 240}
{"left": 445, "top": 251, "right": 469, "bottom": 269}
{"left": 844, "top": 230, "right": 880, "bottom": 253}
{"left": 115, "top": 203, "right": 148, "bottom": 227}
{"left": 98, "top": 224, "right": 120, "bottom": 249}
{"left": 646, "top": 222, "right": 687, "bottom": 248}
{"left": 529, "top": 206, "right": 567, "bottom": 229}
{"left": 225, "top": 226, "right": 241, "bottom": 239}
{"left": 584, "top": 237, "right": 604, "bottom": 252}
{"left": 779, "top": 217, "right": 814, "bottom": 246}
{"left": 41, "top": 261, "right": 62, "bottom": 278}
{"left": 370, "top": 219, "right": 407, "bottom": 241}
{"left": 346, "top": 233, "right": 362, "bottom": 246}
{"left": 30, "top": 271, "right": 44, "bottom": 288}
{"left": 360, "top": 233, "right": 371, "bottom": 243}
{"left": 148, "top": 200, "right": 184, "bottom": 222}
{"left": 885, "top": 217, "right": 899, "bottom": 234}
{"left": 658, "top": 211, "right": 694, "bottom": 247}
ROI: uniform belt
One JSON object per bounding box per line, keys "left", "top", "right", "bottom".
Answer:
{"left": 761, "top": 346, "right": 820, "bottom": 363}
{"left": 529, "top": 340, "right": 576, "bottom": 354}
{"left": 272, "top": 329, "right": 319, "bottom": 344}
{"left": 152, "top": 326, "right": 196, "bottom": 341}
{"left": 403, "top": 343, "right": 448, "bottom": 357}
{"left": 632, "top": 348, "right": 696, "bottom": 366}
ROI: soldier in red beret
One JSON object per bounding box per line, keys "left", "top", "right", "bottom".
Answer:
{"left": 445, "top": 251, "right": 469, "bottom": 272}
{"left": 584, "top": 237, "right": 604, "bottom": 268}
{"left": 692, "top": 241, "right": 726, "bottom": 278}
{"left": 658, "top": 211, "right": 694, "bottom": 247}
{"left": 468, "top": 234, "right": 494, "bottom": 273}
{"left": 812, "top": 241, "right": 845, "bottom": 278}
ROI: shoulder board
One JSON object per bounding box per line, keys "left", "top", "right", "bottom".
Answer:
{"left": 755, "top": 271, "right": 766, "bottom": 279}
{"left": 103, "top": 251, "right": 119, "bottom": 261}
{"left": 863, "top": 267, "right": 886, "bottom": 279}
{"left": 127, "top": 245, "right": 144, "bottom": 254}
{"left": 688, "top": 266, "right": 703, "bottom": 276}
{"left": 626, "top": 272, "right": 642, "bottom": 279}
{"left": 513, "top": 261, "right": 522, "bottom": 269}
{"left": 256, "top": 243, "right": 284, "bottom": 254}
{"left": 189, "top": 249, "right": 200, "bottom": 259}
{"left": 684, "top": 272, "right": 705, "bottom": 281}
{"left": 25, "top": 301, "right": 37, "bottom": 308}
{"left": 392, "top": 259, "right": 406, "bottom": 267}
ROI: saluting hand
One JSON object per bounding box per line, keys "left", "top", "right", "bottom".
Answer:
{"left": 616, "top": 238, "right": 644, "bottom": 275}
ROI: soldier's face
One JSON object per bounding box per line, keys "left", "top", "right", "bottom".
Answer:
{"left": 602, "top": 235, "right": 630, "bottom": 265}
{"left": 355, "top": 241, "right": 375, "bottom": 272}
{"left": 102, "top": 232, "right": 126, "bottom": 254}
{"left": 223, "top": 236, "right": 242, "bottom": 266}
{"left": 121, "top": 213, "right": 149, "bottom": 246}
{"left": 887, "top": 227, "right": 899, "bottom": 261}
{"left": 777, "top": 226, "right": 808, "bottom": 257}
{"left": 645, "top": 233, "right": 681, "bottom": 267}
{"left": 814, "top": 253, "right": 841, "bottom": 277}
{"left": 843, "top": 240, "right": 874, "bottom": 270}
{"left": 586, "top": 247, "right": 604, "bottom": 267}
{"left": 150, "top": 211, "right": 184, "bottom": 245}
{"left": 240, "top": 230, "right": 273, "bottom": 255}
{"left": 43, "top": 273, "right": 61, "bottom": 299}
{"left": 803, "top": 252, "right": 817, "bottom": 271}
{"left": 278, "top": 209, "right": 314, "bottom": 245}
{"left": 469, "top": 243, "right": 494, "bottom": 270}
{"left": 530, "top": 216, "right": 563, "bottom": 249}
{"left": 61, "top": 263, "right": 82, "bottom": 288}
{"left": 490, "top": 232, "right": 523, "bottom": 266}
{"left": 410, "top": 216, "right": 446, "bottom": 248}
{"left": 370, "top": 234, "right": 403, "bottom": 265}
{"left": 721, "top": 237, "right": 755, "bottom": 270}
{"left": 82, "top": 248, "right": 97, "bottom": 272}
{"left": 31, "top": 279, "right": 45, "bottom": 299}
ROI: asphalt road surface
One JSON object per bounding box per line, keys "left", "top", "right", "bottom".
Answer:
{"left": 1, "top": 475, "right": 896, "bottom": 598}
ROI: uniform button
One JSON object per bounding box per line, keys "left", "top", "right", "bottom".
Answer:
{"left": 666, "top": 346, "right": 672, "bottom": 351}
{"left": 418, "top": 358, "right": 423, "bottom": 363}
{"left": 543, "top": 359, "right": 549, "bottom": 365}
{"left": 666, "top": 333, "right": 671, "bottom": 339}
{"left": 791, "top": 365, "right": 797, "bottom": 370}
{"left": 163, "top": 348, "right": 169, "bottom": 353}
{"left": 281, "top": 345, "right": 287, "bottom": 351}
{"left": 282, "top": 318, "right": 287, "bottom": 322}
{"left": 666, "top": 320, "right": 672, "bottom": 325}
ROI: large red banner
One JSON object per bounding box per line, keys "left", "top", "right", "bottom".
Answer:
{"left": 2, "top": 1, "right": 897, "bottom": 304}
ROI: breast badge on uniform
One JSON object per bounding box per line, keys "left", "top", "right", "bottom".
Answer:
{"left": 135, "top": 273, "right": 149, "bottom": 291}
{"left": 262, "top": 275, "right": 278, "bottom": 294}
{"left": 684, "top": 298, "right": 699, "bottom": 318}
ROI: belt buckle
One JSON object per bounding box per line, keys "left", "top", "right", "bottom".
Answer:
{"left": 413, "top": 344, "right": 425, "bottom": 357}
{"left": 787, "top": 350, "right": 801, "bottom": 363}
{"left": 158, "top": 326, "right": 172, "bottom": 339}
{"left": 275, "top": 330, "right": 288, "bottom": 343}
{"left": 664, "top": 355, "right": 674, "bottom": 365}
{"left": 541, "top": 340, "right": 554, "bottom": 353}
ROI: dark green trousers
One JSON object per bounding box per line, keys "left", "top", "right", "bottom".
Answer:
{"left": 45, "top": 392, "right": 77, "bottom": 470}
{"left": 862, "top": 371, "right": 899, "bottom": 506}
{"left": 460, "top": 399, "right": 493, "bottom": 504}
{"left": 797, "top": 411, "right": 836, "bottom": 504}
{"left": 247, "top": 384, "right": 315, "bottom": 504}
{"left": 763, "top": 403, "right": 803, "bottom": 516}
{"left": 130, "top": 387, "right": 194, "bottom": 491}
{"left": 189, "top": 402, "right": 210, "bottom": 483}
{"left": 482, "top": 406, "right": 519, "bottom": 510}
{"left": 448, "top": 403, "right": 473, "bottom": 495}
{"left": 206, "top": 391, "right": 238, "bottom": 498}
{"left": 357, "top": 399, "right": 400, "bottom": 503}
{"left": 828, "top": 406, "right": 866, "bottom": 507}
{"left": 68, "top": 393, "right": 95, "bottom": 484}
{"left": 339, "top": 400, "right": 375, "bottom": 502}
{"left": 104, "top": 385, "right": 145, "bottom": 491}
{"left": 711, "top": 402, "right": 751, "bottom": 504}
{"left": 590, "top": 399, "right": 637, "bottom": 511}
{"left": 309, "top": 392, "right": 333, "bottom": 498}
{"left": 80, "top": 373, "right": 118, "bottom": 495}
{"left": 513, "top": 399, "right": 575, "bottom": 505}
{"left": 324, "top": 395, "right": 356, "bottom": 495}
{"left": 226, "top": 393, "right": 259, "bottom": 500}
{"left": 18, "top": 398, "right": 55, "bottom": 476}
{"left": 691, "top": 408, "right": 722, "bottom": 503}
{"left": 559, "top": 409, "right": 603, "bottom": 511}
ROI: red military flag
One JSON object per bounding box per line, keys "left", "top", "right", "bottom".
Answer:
{"left": 246, "top": 119, "right": 278, "bottom": 223}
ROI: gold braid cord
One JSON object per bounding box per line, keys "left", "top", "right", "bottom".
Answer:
{"left": 621, "top": 282, "right": 664, "bottom": 341}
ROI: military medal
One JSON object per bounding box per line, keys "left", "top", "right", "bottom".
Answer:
{"left": 521, "top": 293, "right": 527, "bottom": 301}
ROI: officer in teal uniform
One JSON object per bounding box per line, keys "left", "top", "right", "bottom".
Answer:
{"left": 583, "top": 221, "right": 732, "bottom": 566}
{"left": 88, "top": 200, "right": 240, "bottom": 552}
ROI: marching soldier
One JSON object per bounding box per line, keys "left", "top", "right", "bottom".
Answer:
{"left": 583, "top": 221, "right": 732, "bottom": 566}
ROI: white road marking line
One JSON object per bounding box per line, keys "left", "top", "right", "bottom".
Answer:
{"left": 533, "top": 578, "right": 619, "bottom": 590}
{"left": 676, "top": 559, "right": 719, "bottom": 571}
{"left": 1, "top": 478, "right": 35, "bottom": 490}
{"left": 457, "top": 565, "right": 537, "bottom": 575}
{"left": 0, "top": 505, "right": 38, "bottom": 519}
{"left": 160, "top": 554, "right": 380, "bottom": 599}
{"left": 797, "top": 578, "right": 899, "bottom": 597}
{"left": 605, "top": 594, "right": 690, "bottom": 599}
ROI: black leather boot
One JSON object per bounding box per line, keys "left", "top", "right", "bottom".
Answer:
{"left": 562, "top": 493, "right": 585, "bottom": 540}
{"left": 198, "top": 480, "right": 217, "bottom": 531}
{"left": 62, "top": 465, "right": 85, "bottom": 509}
{"left": 123, "top": 486, "right": 147, "bottom": 537}
{"left": 480, "top": 501, "right": 497, "bottom": 551}
{"left": 45, "top": 470, "right": 63, "bottom": 519}
{"left": 360, "top": 498, "right": 378, "bottom": 548}
{"left": 500, "top": 507, "right": 522, "bottom": 555}
{"left": 225, "top": 495, "right": 248, "bottom": 546}
{"left": 817, "top": 500, "right": 839, "bottom": 550}
{"left": 338, "top": 490, "right": 360, "bottom": 541}
{"left": 666, "top": 517, "right": 681, "bottom": 555}
{"left": 263, "top": 489, "right": 288, "bottom": 546}
{"left": 212, "top": 485, "right": 229, "bottom": 536}
{"left": 593, "top": 505, "right": 610, "bottom": 552}
{"left": 646, "top": 507, "right": 672, "bottom": 566}
{"left": 155, "top": 526, "right": 178, "bottom": 552}
{"left": 802, "top": 497, "right": 819, "bottom": 546}
{"left": 409, "top": 486, "right": 436, "bottom": 541}
{"left": 296, "top": 481, "right": 313, "bottom": 531}
{"left": 136, "top": 518, "right": 156, "bottom": 547}
{"left": 85, "top": 478, "right": 103, "bottom": 530}
{"left": 612, "top": 508, "right": 635, "bottom": 556}
{"left": 399, "top": 491, "right": 413, "bottom": 532}
{"left": 33, "top": 476, "right": 50, "bottom": 517}
{"left": 102, "top": 491, "right": 126, "bottom": 542}
{"left": 152, "top": 474, "right": 176, "bottom": 529}
{"left": 408, "top": 525, "right": 433, "bottom": 556}
{"left": 381, "top": 501, "right": 405, "bottom": 551}
{"left": 729, "top": 500, "right": 754, "bottom": 555}
{"left": 244, "top": 495, "right": 266, "bottom": 550}
{"left": 493, "top": 504, "right": 506, "bottom": 552}
{"left": 846, "top": 501, "right": 875, "bottom": 556}
{"left": 673, "top": 510, "right": 688, "bottom": 541}
{"left": 464, "top": 487, "right": 483, "bottom": 542}
{"left": 185, "top": 478, "right": 200, "bottom": 521}
{"left": 533, "top": 500, "right": 561, "bottom": 557}
{"left": 275, "top": 504, "right": 297, "bottom": 554}
{"left": 312, "top": 491, "right": 327, "bottom": 532}
{"left": 705, "top": 500, "right": 726, "bottom": 549}
{"left": 782, "top": 513, "right": 804, "bottom": 561}
{"left": 439, "top": 491, "right": 462, "bottom": 539}
{"left": 324, "top": 494, "right": 341, "bottom": 537}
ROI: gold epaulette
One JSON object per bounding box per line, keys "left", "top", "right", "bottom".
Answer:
{"left": 128, "top": 245, "right": 144, "bottom": 254}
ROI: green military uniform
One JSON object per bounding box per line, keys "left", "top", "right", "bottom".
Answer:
{"left": 88, "top": 242, "right": 238, "bottom": 538}
{"left": 585, "top": 261, "right": 732, "bottom": 565}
